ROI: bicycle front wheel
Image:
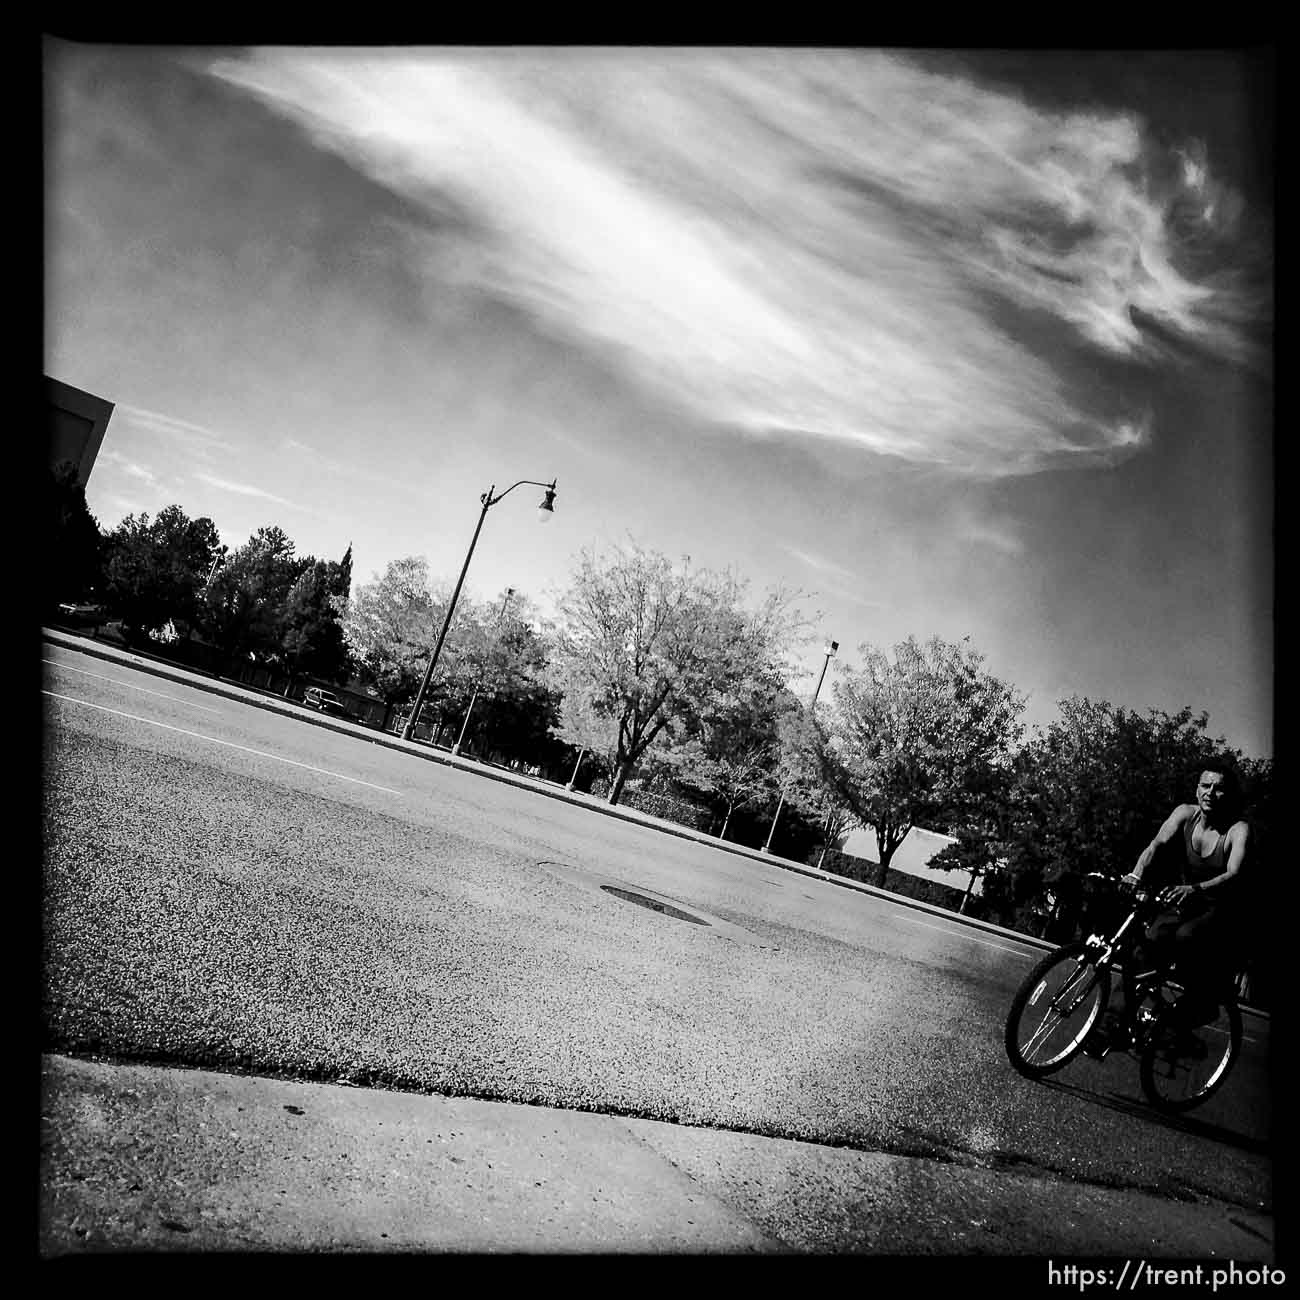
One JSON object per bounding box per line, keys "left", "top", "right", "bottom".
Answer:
{"left": 1139, "top": 983, "right": 1242, "bottom": 1112}
{"left": 1005, "top": 944, "right": 1111, "bottom": 1078}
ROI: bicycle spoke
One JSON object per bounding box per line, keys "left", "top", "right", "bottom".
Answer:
{"left": 1010, "top": 951, "right": 1106, "bottom": 1071}
{"left": 1140, "top": 994, "right": 1241, "bottom": 1111}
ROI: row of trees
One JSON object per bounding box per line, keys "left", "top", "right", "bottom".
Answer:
{"left": 47, "top": 464, "right": 1272, "bottom": 940}
{"left": 50, "top": 463, "right": 354, "bottom": 690}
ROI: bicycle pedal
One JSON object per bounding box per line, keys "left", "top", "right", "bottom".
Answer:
{"left": 1081, "top": 1030, "right": 1112, "bottom": 1059}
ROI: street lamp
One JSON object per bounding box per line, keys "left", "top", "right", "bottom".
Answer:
{"left": 451, "top": 587, "right": 515, "bottom": 757}
{"left": 760, "top": 639, "right": 838, "bottom": 855}
{"left": 203, "top": 553, "right": 225, "bottom": 591}
{"left": 401, "top": 479, "right": 556, "bottom": 743}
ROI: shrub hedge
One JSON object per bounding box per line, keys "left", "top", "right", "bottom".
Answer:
{"left": 587, "top": 780, "right": 714, "bottom": 832}
{"left": 810, "top": 847, "right": 978, "bottom": 916}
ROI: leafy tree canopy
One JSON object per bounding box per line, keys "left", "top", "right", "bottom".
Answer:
{"left": 931, "top": 700, "right": 1273, "bottom": 930}
{"left": 46, "top": 461, "right": 105, "bottom": 604}
{"left": 548, "top": 541, "right": 814, "bottom": 804}
{"left": 103, "top": 504, "right": 223, "bottom": 638}
{"left": 338, "top": 556, "right": 440, "bottom": 706}
{"left": 280, "top": 551, "right": 355, "bottom": 684}
{"left": 650, "top": 673, "right": 793, "bottom": 838}
{"left": 811, "top": 635, "right": 1026, "bottom": 875}
{"left": 200, "top": 524, "right": 307, "bottom": 660}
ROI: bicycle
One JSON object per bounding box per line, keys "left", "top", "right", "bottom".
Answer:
{"left": 1004, "top": 873, "right": 1243, "bottom": 1112}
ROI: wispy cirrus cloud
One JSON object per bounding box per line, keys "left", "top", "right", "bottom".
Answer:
{"left": 953, "top": 514, "right": 1026, "bottom": 557}
{"left": 117, "top": 402, "right": 239, "bottom": 450}
{"left": 784, "top": 546, "right": 861, "bottom": 584}
{"left": 99, "top": 448, "right": 163, "bottom": 488}
{"left": 281, "top": 437, "right": 423, "bottom": 497}
{"left": 204, "top": 49, "right": 1268, "bottom": 479}
{"left": 783, "top": 546, "right": 884, "bottom": 608}
{"left": 193, "top": 471, "right": 300, "bottom": 508}
{"left": 100, "top": 493, "right": 148, "bottom": 519}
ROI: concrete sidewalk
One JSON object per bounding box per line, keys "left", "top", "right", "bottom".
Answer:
{"left": 39, "top": 1054, "right": 1274, "bottom": 1257}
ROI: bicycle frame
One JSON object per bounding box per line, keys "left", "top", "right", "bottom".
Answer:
{"left": 1078, "top": 883, "right": 1183, "bottom": 1045}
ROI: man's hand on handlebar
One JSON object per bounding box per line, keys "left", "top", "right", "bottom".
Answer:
{"left": 1121, "top": 874, "right": 1196, "bottom": 907}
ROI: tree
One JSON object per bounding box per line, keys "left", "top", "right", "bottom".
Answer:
{"left": 279, "top": 549, "right": 354, "bottom": 688}
{"left": 337, "top": 557, "right": 440, "bottom": 710}
{"left": 102, "top": 505, "right": 223, "bottom": 640}
{"left": 548, "top": 665, "right": 624, "bottom": 789}
{"left": 930, "top": 700, "right": 1273, "bottom": 934}
{"left": 810, "top": 797, "right": 858, "bottom": 869}
{"left": 1002, "top": 700, "right": 1264, "bottom": 901}
{"left": 809, "top": 635, "right": 1025, "bottom": 881}
{"left": 654, "top": 673, "right": 791, "bottom": 840}
{"left": 46, "top": 461, "right": 104, "bottom": 605}
{"left": 927, "top": 757, "right": 1019, "bottom": 916}
{"left": 668, "top": 739, "right": 777, "bottom": 840}
{"left": 548, "top": 542, "right": 812, "bottom": 805}
{"left": 770, "top": 688, "right": 856, "bottom": 860}
{"left": 443, "top": 591, "right": 563, "bottom": 763}
{"left": 200, "top": 524, "right": 306, "bottom": 661}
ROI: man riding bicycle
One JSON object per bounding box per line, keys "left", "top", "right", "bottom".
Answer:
{"left": 1120, "top": 760, "right": 1252, "bottom": 1027}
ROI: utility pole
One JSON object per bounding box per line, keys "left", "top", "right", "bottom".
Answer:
{"left": 761, "top": 639, "right": 838, "bottom": 855}
{"left": 452, "top": 587, "right": 515, "bottom": 758}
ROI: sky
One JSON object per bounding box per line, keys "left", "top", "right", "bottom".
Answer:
{"left": 44, "top": 44, "right": 1274, "bottom": 758}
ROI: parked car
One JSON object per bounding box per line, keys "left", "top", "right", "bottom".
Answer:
{"left": 303, "top": 687, "right": 349, "bottom": 717}
{"left": 53, "top": 601, "right": 105, "bottom": 627}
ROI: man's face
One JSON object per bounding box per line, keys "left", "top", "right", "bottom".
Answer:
{"left": 1196, "top": 771, "right": 1230, "bottom": 814}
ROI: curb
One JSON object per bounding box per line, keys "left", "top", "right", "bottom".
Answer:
{"left": 42, "top": 626, "right": 1268, "bottom": 1023}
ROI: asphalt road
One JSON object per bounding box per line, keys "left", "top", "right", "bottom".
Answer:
{"left": 40, "top": 642, "right": 1276, "bottom": 1233}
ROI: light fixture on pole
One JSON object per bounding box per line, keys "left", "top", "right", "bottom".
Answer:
{"left": 760, "top": 639, "right": 838, "bottom": 855}
{"left": 452, "top": 587, "right": 515, "bottom": 758}
{"left": 401, "top": 479, "right": 556, "bottom": 744}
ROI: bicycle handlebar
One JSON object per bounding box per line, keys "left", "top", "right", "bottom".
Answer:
{"left": 1081, "top": 871, "right": 1189, "bottom": 910}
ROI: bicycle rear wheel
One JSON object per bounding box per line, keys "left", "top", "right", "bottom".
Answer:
{"left": 1005, "top": 944, "right": 1111, "bottom": 1078}
{"left": 1139, "top": 982, "right": 1242, "bottom": 1112}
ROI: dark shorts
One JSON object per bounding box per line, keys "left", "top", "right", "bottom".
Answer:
{"left": 1144, "top": 897, "right": 1243, "bottom": 989}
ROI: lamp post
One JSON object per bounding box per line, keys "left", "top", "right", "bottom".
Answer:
{"left": 760, "top": 639, "right": 837, "bottom": 855}
{"left": 203, "top": 553, "right": 225, "bottom": 591}
{"left": 401, "top": 479, "right": 556, "bottom": 744}
{"left": 452, "top": 586, "right": 515, "bottom": 757}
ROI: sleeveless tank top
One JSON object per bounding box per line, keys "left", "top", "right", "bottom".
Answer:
{"left": 1182, "top": 808, "right": 1232, "bottom": 884}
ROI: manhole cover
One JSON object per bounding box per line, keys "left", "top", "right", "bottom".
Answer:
{"left": 600, "top": 885, "right": 712, "bottom": 926}
{"left": 535, "top": 861, "right": 771, "bottom": 947}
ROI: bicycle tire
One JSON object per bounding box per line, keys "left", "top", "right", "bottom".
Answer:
{"left": 1139, "top": 985, "right": 1242, "bottom": 1112}
{"left": 1005, "top": 943, "right": 1111, "bottom": 1078}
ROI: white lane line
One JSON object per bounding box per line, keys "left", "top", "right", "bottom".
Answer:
{"left": 901, "top": 913, "right": 1041, "bottom": 957}
{"left": 43, "top": 658, "right": 223, "bottom": 713}
{"left": 43, "top": 690, "right": 403, "bottom": 796}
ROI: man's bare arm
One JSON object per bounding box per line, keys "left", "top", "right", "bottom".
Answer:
{"left": 1123, "top": 805, "right": 1194, "bottom": 884}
